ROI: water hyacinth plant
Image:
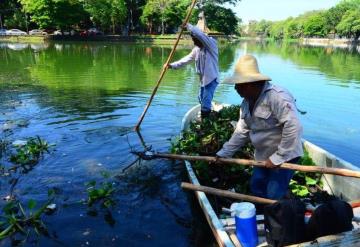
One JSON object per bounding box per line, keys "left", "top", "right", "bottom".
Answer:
{"left": 0, "top": 192, "right": 54, "bottom": 241}
{"left": 86, "top": 180, "right": 116, "bottom": 208}
{"left": 171, "top": 105, "right": 323, "bottom": 198}
{"left": 85, "top": 178, "right": 117, "bottom": 226}
{"left": 9, "top": 136, "right": 50, "bottom": 173}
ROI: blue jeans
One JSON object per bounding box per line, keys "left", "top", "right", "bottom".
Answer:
{"left": 250, "top": 157, "right": 300, "bottom": 200}
{"left": 199, "top": 79, "right": 218, "bottom": 112}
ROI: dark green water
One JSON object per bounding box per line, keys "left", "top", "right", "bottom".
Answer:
{"left": 0, "top": 41, "right": 359, "bottom": 246}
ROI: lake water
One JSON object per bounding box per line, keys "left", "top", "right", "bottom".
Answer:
{"left": 0, "top": 41, "right": 360, "bottom": 246}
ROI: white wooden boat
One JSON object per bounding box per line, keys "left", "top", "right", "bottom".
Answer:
{"left": 180, "top": 104, "right": 360, "bottom": 247}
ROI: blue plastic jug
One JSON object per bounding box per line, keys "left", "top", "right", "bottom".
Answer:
{"left": 232, "top": 202, "right": 258, "bottom": 247}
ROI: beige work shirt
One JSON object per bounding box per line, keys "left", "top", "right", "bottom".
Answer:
{"left": 217, "top": 82, "right": 303, "bottom": 165}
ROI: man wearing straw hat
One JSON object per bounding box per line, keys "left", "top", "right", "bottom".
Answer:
{"left": 168, "top": 23, "right": 219, "bottom": 119}
{"left": 216, "top": 54, "right": 304, "bottom": 200}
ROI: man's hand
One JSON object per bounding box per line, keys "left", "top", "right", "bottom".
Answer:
{"left": 210, "top": 155, "right": 221, "bottom": 165}
{"left": 265, "top": 159, "right": 278, "bottom": 169}
{"left": 163, "top": 64, "right": 172, "bottom": 70}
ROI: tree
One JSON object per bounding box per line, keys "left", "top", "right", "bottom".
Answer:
{"left": 165, "top": 0, "right": 191, "bottom": 33}
{"left": 84, "top": 0, "right": 127, "bottom": 34}
{"left": 303, "top": 11, "right": 327, "bottom": 37}
{"left": 254, "top": 19, "right": 271, "bottom": 37}
{"left": 284, "top": 18, "right": 303, "bottom": 39}
{"left": 1, "top": 0, "right": 29, "bottom": 30}
{"left": 336, "top": 9, "right": 360, "bottom": 39}
{"left": 269, "top": 21, "right": 286, "bottom": 40}
{"left": 20, "top": 0, "right": 88, "bottom": 30}
{"left": 124, "top": 0, "right": 147, "bottom": 34}
{"left": 191, "top": 0, "right": 239, "bottom": 35}
{"left": 140, "top": 0, "right": 175, "bottom": 34}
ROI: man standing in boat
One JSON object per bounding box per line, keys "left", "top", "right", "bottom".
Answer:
{"left": 168, "top": 22, "right": 219, "bottom": 119}
{"left": 216, "top": 54, "right": 304, "bottom": 200}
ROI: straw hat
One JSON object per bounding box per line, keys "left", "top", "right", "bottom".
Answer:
{"left": 224, "top": 54, "right": 271, "bottom": 84}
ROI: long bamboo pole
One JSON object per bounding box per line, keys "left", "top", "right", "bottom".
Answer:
{"left": 134, "top": 0, "right": 198, "bottom": 131}
{"left": 152, "top": 153, "right": 360, "bottom": 178}
{"left": 181, "top": 182, "right": 360, "bottom": 209}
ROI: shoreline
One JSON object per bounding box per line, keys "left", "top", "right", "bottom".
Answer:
{"left": 1, "top": 35, "right": 359, "bottom": 49}
{"left": 0, "top": 34, "right": 236, "bottom": 45}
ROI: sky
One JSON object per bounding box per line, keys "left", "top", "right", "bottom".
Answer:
{"left": 228, "top": 0, "right": 342, "bottom": 24}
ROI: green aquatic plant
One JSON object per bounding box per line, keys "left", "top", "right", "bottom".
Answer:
{"left": 289, "top": 150, "right": 323, "bottom": 198}
{"left": 0, "top": 195, "right": 54, "bottom": 241}
{"left": 10, "top": 136, "right": 50, "bottom": 171}
{"left": 86, "top": 180, "right": 116, "bottom": 208}
{"left": 171, "top": 105, "right": 254, "bottom": 192}
{"left": 171, "top": 105, "right": 323, "bottom": 197}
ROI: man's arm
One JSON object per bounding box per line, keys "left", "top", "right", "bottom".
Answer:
{"left": 216, "top": 117, "right": 250, "bottom": 158}
{"left": 269, "top": 93, "right": 303, "bottom": 165}
{"left": 169, "top": 47, "right": 197, "bottom": 69}
{"left": 187, "top": 23, "right": 217, "bottom": 56}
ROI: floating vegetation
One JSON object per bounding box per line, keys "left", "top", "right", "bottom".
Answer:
{"left": 0, "top": 193, "right": 54, "bottom": 241}
{"left": 86, "top": 179, "right": 116, "bottom": 209}
{"left": 171, "top": 105, "right": 323, "bottom": 198}
{"left": 9, "top": 136, "right": 50, "bottom": 172}
{"left": 85, "top": 178, "right": 117, "bottom": 227}
{"left": 86, "top": 180, "right": 116, "bottom": 208}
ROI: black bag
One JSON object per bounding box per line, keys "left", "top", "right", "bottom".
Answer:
{"left": 306, "top": 199, "right": 353, "bottom": 240}
{"left": 264, "top": 199, "right": 307, "bottom": 247}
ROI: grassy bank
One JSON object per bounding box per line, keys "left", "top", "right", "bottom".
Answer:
{"left": 0, "top": 35, "right": 47, "bottom": 43}
{"left": 0, "top": 33, "right": 235, "bottom": 44}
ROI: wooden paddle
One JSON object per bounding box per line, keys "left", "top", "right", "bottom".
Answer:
{"left": 181, "top": 182, "right": 360, "bottom": 209}
{"left": 134, "top": 0, "right": 198, "bottom": 131}
{"left": 147, "top": 152, "right": 360, "bottom": 179}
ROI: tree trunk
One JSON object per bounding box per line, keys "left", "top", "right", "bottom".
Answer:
{"left": 161, "top": 19, "right": 164, "bottom": 35}
{"left": 112, "top": 18, "right": 115, "bottom": 34}
{"left": 149, "top": 21, "right": 152, "bottom": 34}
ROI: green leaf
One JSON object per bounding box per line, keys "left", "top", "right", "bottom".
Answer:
{"left": 305, "top": 176, "right": 317, "bottom": 185}
{"left": 28, "top": 199, "right": 37, "bottom": 210}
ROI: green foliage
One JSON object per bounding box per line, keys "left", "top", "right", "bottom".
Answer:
{"left": 0, "top": 197, "right": 53, "bottom": 241}
{"left": 194, "top": 4, "right": 239, "bottom": 35}
{"left": 289, "top": 150, "right": 323, "bottom": 198}
{"left": 140, "top": 0, "right": 170, "bottom": 34}
{"left": 246, "top": 0, "right": 360, "bottom": 40}
{"left": 86, "top": 180, "right": 116, "bottom": 208}
{"left": 268, "top": 21, "right": 284, "bottom": 39}
{"left": 284, "top": 18, "right": 303, "bottom": 39}
{"left": 10, "top": 136, "right": 49, "bottom": 167}
{"left": 172, "top": 105, "right": 323, "bottom": 198}
{"left": 0, "top": 0, "right": 25, "bottom": 29}
{"left": 20, "top": 0, "right": 88, "bottom": 30}
{"left": 336, "top": 9, "right": 360, "bottom": 39}
{"left": 84, "top": 0, "right": 126, "bottom": 33}
{"left": 171, "top": 105, "right": 253, "bottom": 191}
{"left": 303, "top": 11, "right": 327, "bottom": 37}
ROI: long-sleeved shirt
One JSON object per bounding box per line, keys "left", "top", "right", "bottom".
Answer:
{"left": 216, "top": 82, "right": 303, "bottom": 165}
{"left": 170, "top": 23, "right": 219, "bottom": 87}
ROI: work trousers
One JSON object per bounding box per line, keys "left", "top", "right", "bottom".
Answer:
{"left": 250, "top": 157, "right": 300, "bottom": 200}
{"left": 198, "top": 78, "right": 218, "bottom": 113}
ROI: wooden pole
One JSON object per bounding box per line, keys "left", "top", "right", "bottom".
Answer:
{"left": 182, "top": 182, "right": 360, "bottom": 209}
{"left": 134, "top": 0, "right": 198, "bottom": 131}
{"left": 181, "top": 182, "right": 276, "bottom": 204}
{"left": 153, "top": 153, "right": 360, "bottom": 179}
